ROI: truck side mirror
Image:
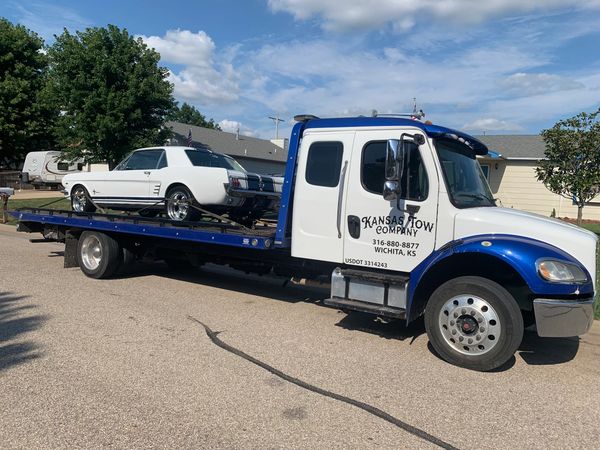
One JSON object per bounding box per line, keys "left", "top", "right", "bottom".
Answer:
{"left": 384, "top": 139, "right": 405, "bottom": 200}
{"left": 383, "top": 180, "right": 400, "bottom": 201}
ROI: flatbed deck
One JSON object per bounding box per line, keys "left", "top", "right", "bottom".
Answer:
{"left": 11, "top": 208, "right": 277, "bottom": 250}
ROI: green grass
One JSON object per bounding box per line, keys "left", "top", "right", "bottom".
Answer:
{"left": 580, "top": 223, "right": 600, "bottom": 319}
{"left": 2, "top": 197, "right": 70, "bottom": 225}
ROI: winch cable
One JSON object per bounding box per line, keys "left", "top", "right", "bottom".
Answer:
{"left": 187, "top": 315, "right": 459, "bottom": 450}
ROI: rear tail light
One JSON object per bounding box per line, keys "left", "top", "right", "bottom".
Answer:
{"left": 229, "top": 177, "right": 241, "bottom": 189}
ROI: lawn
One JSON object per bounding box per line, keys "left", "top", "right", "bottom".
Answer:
{"left": 3, "top": 198, "right": 600, "bottom": 319}
{"left": 579, "top": 223, "right": 600, "bottom": 319}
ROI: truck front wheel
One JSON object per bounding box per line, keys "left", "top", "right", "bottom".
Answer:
{"left": 77, "top": 231, "right": 121, "bottom": 279}
{"left": 425, "top": 276, "right": 524, "bottom": 371}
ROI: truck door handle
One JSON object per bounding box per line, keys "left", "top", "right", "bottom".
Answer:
{"left": 336, "top": 161, "right": 348, "bottom": 238}
{"left": 347, "top": 215, "right": 360, "bottom": 239}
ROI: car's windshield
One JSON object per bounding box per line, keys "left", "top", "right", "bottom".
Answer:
{"left": 435, "top": 139, "right": 495, "bottom": 208}
{"left": 185, "top": 150, "right": 246, "bottom": 172}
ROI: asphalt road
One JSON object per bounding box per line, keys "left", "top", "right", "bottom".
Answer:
{"left": 1, "top": 223, "right": 599, "bottom": 449}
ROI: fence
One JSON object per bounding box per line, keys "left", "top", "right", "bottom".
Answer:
{"left": 0, "top": 171, "right": 20, "bottom": 189}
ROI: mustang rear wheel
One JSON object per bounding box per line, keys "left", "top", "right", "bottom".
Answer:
{"left": 165, "top": 186, "right": 199, "bottom": 221}
{"left": 425, "top": 276, "right": 524, "bottom": 371}
{"left": 71, "top": 185, "right": 96, "bottom": 213}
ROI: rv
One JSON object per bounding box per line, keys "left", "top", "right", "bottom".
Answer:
{"left": 21, "top": 151, "right": 85, "bottom": 188}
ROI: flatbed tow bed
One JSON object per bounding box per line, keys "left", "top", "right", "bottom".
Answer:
{"left": 13, "top": 207, "right": 277, "bottom": 250}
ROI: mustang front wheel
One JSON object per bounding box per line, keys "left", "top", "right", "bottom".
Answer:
{"left": 71, "top": 185, "right": 96, "bottom": 213}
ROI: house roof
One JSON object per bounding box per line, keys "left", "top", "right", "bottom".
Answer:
{"left": 167, "top": 121, "right": 287, "bottom": 163}
{"left": 475, "top": 134, "right": 546, "bottom": 160}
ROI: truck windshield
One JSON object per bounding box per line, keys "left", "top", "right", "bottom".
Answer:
{"left": 435, "top": 139, "right": 495, "bottom": 208}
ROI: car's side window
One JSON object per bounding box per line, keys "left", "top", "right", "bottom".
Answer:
{"left": 185, "top": 150, "right": 213, "bottom": 167}
{"left": 157, "top": 151, "right": 168, "bottom": 169}
{"left": 124, "top": 150, "right": 164, "bottom": 170}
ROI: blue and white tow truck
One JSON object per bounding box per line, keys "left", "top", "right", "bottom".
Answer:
{"left": 11, "top": 114, "right": 597, "bottom": 371}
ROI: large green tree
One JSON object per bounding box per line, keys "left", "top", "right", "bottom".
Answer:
{"left": 169, "top": 102, "right": 221, "bottom": 130}
{"left": 0, "top": 19, "right": 55, "bottom": 168}
{"left": 47, "top": 25, "right": 174, "bottom": 168}
{"left": 536, "top": 110, "right": 600, "bottom": 225}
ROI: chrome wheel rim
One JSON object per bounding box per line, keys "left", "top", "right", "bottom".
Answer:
{"left": 167, "top": 191, "right": 190, "bottom": 221}
{"left": 80, "top": 235, "right": 102, "bottom": 270}
{"left": 72, "top": 188, "right": 87, "bottom": 212}
{"left": 438, "top": 294, "right": 501, "bottom": 355}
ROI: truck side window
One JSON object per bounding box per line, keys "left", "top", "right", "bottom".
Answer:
{"left": 361, "top": 141, "right": 428, "bottom": 201}
{"left": 305, "top": 142, "right": 344, "bottom": 187}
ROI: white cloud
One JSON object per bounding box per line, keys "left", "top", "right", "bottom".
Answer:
{"left": 268, "top": 0, "right": 600, "bottom": 31}
{"left": 138, "top": 29, "right": 240, "bottom": 105}
{"left": 500, "top": 73, "right": 584, "bottom": 96}
{"left": 218, "top": 120, "right": 258, "bottom": 138}
{"left": 463, "top": 118, "right": 523, "bottom": 133}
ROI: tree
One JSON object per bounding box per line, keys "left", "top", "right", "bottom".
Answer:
{"left": 47, "top": 25, "right": 174, "bottom": 168}
{"left": 169, "top": 102, "right": 221, "bottom": 130}
{"left": 0, "top": 19, "right": 56, "bottom": 168}
{"left": 536, "top": 110, "right": 600, "bottom": 225}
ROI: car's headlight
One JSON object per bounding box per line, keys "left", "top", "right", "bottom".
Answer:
{"left": 536, "top": 259, "right": 588, "bottom": 283}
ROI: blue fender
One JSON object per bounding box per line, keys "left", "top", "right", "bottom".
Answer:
{"left": 406, "top": 234, "right": 594, "bottom": 322}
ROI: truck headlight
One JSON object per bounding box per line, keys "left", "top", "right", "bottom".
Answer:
{"left": 536, "top": 259, "right": 588, "bottom": 283}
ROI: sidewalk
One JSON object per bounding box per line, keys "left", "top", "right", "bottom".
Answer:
{"left": 10, "top": 190, "right": 64, "bottom": 200}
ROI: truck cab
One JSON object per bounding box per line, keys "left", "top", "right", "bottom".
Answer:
{"left": 287, "top": 116, "right": 596, "bottom": 370}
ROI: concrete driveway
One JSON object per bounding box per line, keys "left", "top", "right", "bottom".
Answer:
{"left": 1, "top": 224, "right": 599, "bottom": 449}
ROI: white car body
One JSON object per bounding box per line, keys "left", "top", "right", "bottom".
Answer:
{"left": 61, "top": 146, "right": 283, "bottom": 216}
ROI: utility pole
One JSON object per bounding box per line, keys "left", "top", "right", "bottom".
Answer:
{"left": 268, "top": 115, "right": 285, "bottom": 139}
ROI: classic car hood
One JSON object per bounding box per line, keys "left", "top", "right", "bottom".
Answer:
{"left": 454, "top": 207, "right": 598, "bottom": 287}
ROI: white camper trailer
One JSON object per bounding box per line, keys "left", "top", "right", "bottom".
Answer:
{"left": 21, "top": 151, "right": 85, "bottom": 188}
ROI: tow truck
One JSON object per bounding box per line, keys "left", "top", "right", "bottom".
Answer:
{"left": 10, "top": 114, "right": 597, "bottom": 371}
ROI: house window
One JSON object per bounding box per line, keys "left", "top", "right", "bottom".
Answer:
{"left": 479, "top": 163, "right": 490, "bottom": 180}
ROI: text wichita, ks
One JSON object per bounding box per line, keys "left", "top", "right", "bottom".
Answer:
{"left": 361, "top": 215, "right": 434, "bottom": 237}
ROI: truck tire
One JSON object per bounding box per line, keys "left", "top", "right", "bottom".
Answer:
{"left": 77, "top": 231, "right": 121, "bottom": 279}
{"left": 71, "top": 185, "right": 96, "bottom": 213}
{"left": 165, "top": 185, "right": 199, "bottom": 221}
{"left": 424, "top": 276, "right": 524, "bottom": 371}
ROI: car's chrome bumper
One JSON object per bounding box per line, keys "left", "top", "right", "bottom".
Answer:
{"left": 533, "top": 297, "right": 595, "bottom": 337}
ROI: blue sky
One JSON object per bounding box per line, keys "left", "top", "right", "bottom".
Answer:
{"left": 3, "top": 0, "right": 600, "bottom": 140}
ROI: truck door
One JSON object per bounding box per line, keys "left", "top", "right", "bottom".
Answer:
{"left": 291, "top": 131, "right": 355, "bottom": 263}
{"left": 343, "top": 130, "right": 438, "bottom": 273}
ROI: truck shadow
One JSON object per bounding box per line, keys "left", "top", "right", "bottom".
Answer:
{"left": 334, "top": 312, "right": 426, "bottom": 342}
{"left": 129, "top": 262, "right": 331, "bottom": 304}
{"left": 0, "top": 292, "right": 46, "bottom": 372}
{"left": 517, "top": 330, "right": 580, "bottom": 366}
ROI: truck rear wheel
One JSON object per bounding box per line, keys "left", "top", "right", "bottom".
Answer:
{"left": 77, "top": 231, "right": 121, "bottom": 279}
{"left": 425, "top": 276, "right": 524, "bottom": 371}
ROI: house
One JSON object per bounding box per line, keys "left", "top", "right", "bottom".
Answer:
{"left": 476, "top": 135, "right": 600, "bottom": 220}
{"left": 167, "top": 121, "right": 287, "bottom": 175}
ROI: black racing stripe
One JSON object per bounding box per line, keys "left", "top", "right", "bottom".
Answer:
{"left": 261, "top": 176, "right": 275, "bottom": 192}
{"left": 245, "top": 174, "right": 261, "bottom": 191}
{"left": 188, "top": 316, "right": 459, "bottom": 450}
